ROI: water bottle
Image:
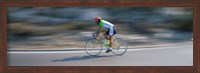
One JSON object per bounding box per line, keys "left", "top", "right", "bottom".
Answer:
{"left": 99, "top": 35, "right": 108, "bottom": 46}
{"left": 104, "top": 42, "right": 108, "bottom": 46}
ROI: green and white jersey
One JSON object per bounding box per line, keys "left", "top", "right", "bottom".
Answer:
{"left": 99, "top": 20, "right": 114, "bottom": 29}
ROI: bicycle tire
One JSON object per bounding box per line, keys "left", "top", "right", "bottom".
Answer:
{"left": 85, "top": 39, "right": 102, "bottom": 56}
{"left": 111, "top": 38, "right": 128, "bottom": 56}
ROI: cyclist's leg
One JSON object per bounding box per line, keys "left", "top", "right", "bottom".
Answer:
{"left": 104, "top": 28, "right": 111, "bottom": 53}
{"left": 108, "top": 35, "right": 113, "bottom": 48}
{"left": 105, "top": 35, "right": 113, "bottom": 53}
{"left": 108, "top": 27, "right": 114, "bottom": 48}
{"left": 103, "top": 30, "right": 109, "bottom": 40}
{"left": 105, "top": 27, "right": 116, "bottom": 53}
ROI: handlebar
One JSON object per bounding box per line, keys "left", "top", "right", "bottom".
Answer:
{"left": 91, "top": 32, "right": 104, "bottom": 39}
{"left": 92, "top": 32, "right": 97, "bottom": 38}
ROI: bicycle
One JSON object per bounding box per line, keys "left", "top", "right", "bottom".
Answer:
{"left": 85, "top": 32, "right": 128, "bottom": 56}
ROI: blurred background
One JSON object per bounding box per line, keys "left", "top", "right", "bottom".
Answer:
{"left": 7, "top": 7, "right": 193, "bottom": 50}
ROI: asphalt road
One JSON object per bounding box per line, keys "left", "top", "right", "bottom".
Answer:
{"left": 7, "top": 42, "right": 193, "bottom": 66}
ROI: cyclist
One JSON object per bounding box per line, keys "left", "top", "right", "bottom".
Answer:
{"left": 94, "top": 16, "right": 117, "bottom": 53}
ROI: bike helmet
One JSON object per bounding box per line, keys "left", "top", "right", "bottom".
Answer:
{"left": 94, "top": 16, "right": 101, "bottom": 21}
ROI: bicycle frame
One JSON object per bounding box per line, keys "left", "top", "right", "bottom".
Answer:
{"left": 85, "top": 32, "right": 128, "bottom": 56}
{"left": 93, "top": 34, "right": 120, "bottom": 49}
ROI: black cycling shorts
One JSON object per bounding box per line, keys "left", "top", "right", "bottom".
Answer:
{"left": 106, "top": 27, "right": 117, "bottom": 35}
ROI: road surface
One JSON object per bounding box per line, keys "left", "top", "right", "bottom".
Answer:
{"left": 7, "top": 42, "right": 193, "bottom": 66}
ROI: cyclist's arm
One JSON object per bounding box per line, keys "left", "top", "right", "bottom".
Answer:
{"left": 97, "top": 26, "right": 102, "bottom": 36}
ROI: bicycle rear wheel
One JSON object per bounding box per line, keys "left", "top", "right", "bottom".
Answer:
{"left": 85, "top": 39, "right": 102, "bottom": 56}
{"left": 111, "top": 38, "right": 128, "bottom": 55}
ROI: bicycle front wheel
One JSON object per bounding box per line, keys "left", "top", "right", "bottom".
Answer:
{"left": 85, "top": 39, "right": 102, "bottom": 56}
{"left": 112, "top": 38, "right": 128, "bottom": 56}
